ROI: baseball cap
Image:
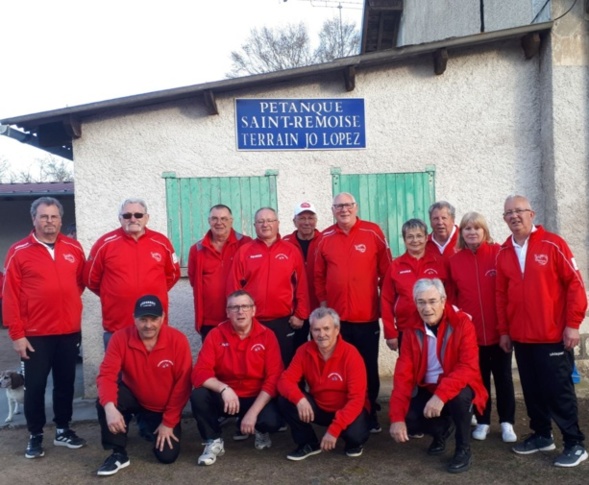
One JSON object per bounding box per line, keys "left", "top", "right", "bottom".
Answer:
{"left": 294, "top": 201, "right": 317, "bottom": 217}
{"left": 134, "top": 295, "right": 164, "bottom": 318}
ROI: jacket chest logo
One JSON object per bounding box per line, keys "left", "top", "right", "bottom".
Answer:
{"left": 249, "top": 254, "right": 263, "bottom": 259}
{"left": 275, "top": 253, "right": 289, "bottom": 261}
{"left": 157, "top": 359, "right": 174, "bottom": 368}
{"left": 151, "top": 252, "right": 162, "bottom": 262}
{"left": 63, "top": 253, "right": 76, "bottom": 263}
{"left": 251, "top": 343, "right": 266, "bottom": 352}
{"left": 327, "top": 372, "right": 343, "bottom": 381}
{"left": 534, "top": 254, "right": 548, "bottom": 266}
{"left": 485, "top": 269, "right": 497, "bottom": 277}
{"left": 354, "top": 244, "right": 366, "bottom": 253}
{"left": 423, "top": 268, "right": 438, "bottom": 275}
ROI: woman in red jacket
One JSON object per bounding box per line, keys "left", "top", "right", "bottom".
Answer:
{"left": 381, "top": 219, "right": 446, "bottom": 351}
{"left": 447, "top": 212, "right": 516, "bottom": 443}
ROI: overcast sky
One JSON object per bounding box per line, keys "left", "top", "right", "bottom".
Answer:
{"left": 0, "top": 0, "right": 363, "bottom": 171}
{"left": 0, "top": 0, "right": 362, "bottom": 118}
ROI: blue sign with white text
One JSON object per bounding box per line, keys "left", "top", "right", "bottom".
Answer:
{"left": 236, "top": 98, "right": 366, "bottom": 151}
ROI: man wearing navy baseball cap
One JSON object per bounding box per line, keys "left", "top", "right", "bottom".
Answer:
{"left": 95, "top": 295, "right": 192, "bottom": 476}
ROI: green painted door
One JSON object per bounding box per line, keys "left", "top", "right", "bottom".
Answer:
{"left": 331, "top": 168, "right": 435, "bottom": 256}
{"left": 163, "top": 171, "right": 278, "bottom": 267}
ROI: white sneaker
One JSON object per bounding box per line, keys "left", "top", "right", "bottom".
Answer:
{"left": 198, "top": 438, "right": 225, "bottom": 466}
{"left": 472, "top": 424, "right": 490, "bottom": 440}
{"left": 501, "top": 422, "right": 517, "bottom": 443}
{"left": 470, "top": 415, "right": 478, "bottom": 427}
{"left": 254, "top": 431, "right": 272, "bottom": 450}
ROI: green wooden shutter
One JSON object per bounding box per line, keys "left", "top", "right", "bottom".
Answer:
{"left": 163, "top": 171, "right": 278, "bottom": 267}
{"left": 331, "top": 167, "right": 435, "bottom": 256}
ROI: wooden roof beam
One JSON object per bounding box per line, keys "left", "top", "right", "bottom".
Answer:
{"left": 433, "top": 48, "right": 448, "bottom": 75}
{"left": 343, "top": 66, "right": 356, "bottom": 91}
{"left": 203, "top": 90, "right": 218, "bottom": 115}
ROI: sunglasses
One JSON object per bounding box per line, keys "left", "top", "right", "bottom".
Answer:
{"left": 121, "top": 212, "right": 145, "bottom": 220}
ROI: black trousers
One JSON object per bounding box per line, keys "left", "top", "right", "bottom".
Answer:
{"left": 23, "top": 332, "right": 80, "bottom": 435}
{"left": 340, "top": 321, "right": 380, "bottom": 415}
{"left": 406, "top": 385, "right": 474, "bottom": 450}
{"left": 96, "top": 383, "right": 181, "bottom": 464}
{"left": 260, "top": 316, "right": 296, "bottom": 367}
{"left": 200, "top": 325, "right": 215, "bottom": 343}
{"left": 293, "top": 319, "right": 310, "bottom": 351}
{"left": 514, "top": 342, "right": 585, "bottom": 447}
{"left": 190, "top": 388, "right": 282, "bottom": 441}
{"left": 278, "top": 394, "right": 370, "bottom": 450}
{"left": 476, "top": 344, "right": 516, "bottom": 425}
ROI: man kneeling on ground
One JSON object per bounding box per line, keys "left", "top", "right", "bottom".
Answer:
{"left": 95, "top": 295, "right": 192, "bottom": 476}
{"left": 191, "top": 290, "right": 283, "bottom": 465}
{"left": 278, "top": 306, "right": 370, "bottom": 460}
{"left": 389, "top": 278, "right": 488, "bottom": 473}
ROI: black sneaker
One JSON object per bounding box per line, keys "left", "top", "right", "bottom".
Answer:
{"left": 369, "top": 416, "right": 382, "bottom": 434}
{"left": 512, "top": 433, "right": 555, "bottom": 455}
{"left": 97, "top": 452, "right": 130, "bottom": 476}
{"left": 447, "top": 448, "right": 472, "bottom": 473}
{"left": 54, "top": 428, "right": 86, "bottom": 449}
{"left": 345, "top": 445, "right": 363, "bottom": 457}
{"left": 553, "top": 445, "right": 588, "bottom": 468}
{"left": 25, "top": 434, "right": 44, "bottom": 459}
{"left": 286, "top": 443, "right": 322, "bottom": 461}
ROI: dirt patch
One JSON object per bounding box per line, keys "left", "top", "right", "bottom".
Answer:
{"left": 0, "top": 398, "right": 587, "bottom": 485}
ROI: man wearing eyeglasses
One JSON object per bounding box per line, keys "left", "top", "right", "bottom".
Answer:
{"left": 188, "top": 205, "right": 251, "bottom": 342}
{"left": 315, "top": 192, "right": 392, "bottom": 433}
{"left": 283, "top": 202, "right": 323, "bottom": 351}
{"left": 191, "top": 290, "right": 283, "bottom": 466}
{"left": 3, "top": 197, "right": 86, "bottom": 458}
{"left": 496, "top": 195, "right": 587, "bottom": 467}
{"left": 84, "top": 198, "right": 181, "bottom": 348}
{"left": 389, "top": 278, "right": 487, "bottom": 474}
{"left": 228, "top": 207, "right": 309, "bottom": 367}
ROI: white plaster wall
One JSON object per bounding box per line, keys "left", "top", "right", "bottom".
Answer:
{"left": 71, "top": 41, "right": 563, "bottom": 396}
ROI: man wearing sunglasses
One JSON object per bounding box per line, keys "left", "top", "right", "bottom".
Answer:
{"left": 84, "top": 198, "right": 181, "bottom": 348}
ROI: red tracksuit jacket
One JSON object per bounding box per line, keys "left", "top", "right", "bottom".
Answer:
{"left": 278, "top": 335, "right": 368, "bottom": 438}
{"left": 381, "top": 251, "right": 447, "bottom": 339}
{"left": 228, "top": 237, "right": 310, "bottom": 321}
{"left": 389, "top": 305, "right": 488, "bottom": 423}
{"left": 315, "top": 218, "right": 392, "bottom": 322}
{"left": 192, "top": 318, "right": 283, "bottom": 398}
{"left": 425, "top": 226, "right": 459, "bottom": 260}
{"left": 496, "top": 225, "right": 587, "bottom": 343}
{"left": 84, "top": 227, "right": 180, "bottom": 333}
{"left": 188, "top": 229, "right": 251, "bottom": 332}
{"left": 447, "top": 242, "right": 500, "bottom": 346}
{"left": 3, "top": 233, "right": 85, "bottom": 340}
{"left": 97, "top": 324, "right": 192, "bottom": 428}
{"left": 282, "top": 229, "right": 323, "bottom": 312}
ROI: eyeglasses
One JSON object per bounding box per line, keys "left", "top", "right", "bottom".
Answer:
{"left": 332, "top": 202, "right": 356, "bottom": 211}
{"left": 121, "top": 213, "right": 145, "bottom": 219}
{"left": 416, "top": 298, "right": 444, "bottom": 308}
{"left": 295, "top": 216, "right": 317, "bottom": 222}
{"left": 209, "top": 216, "right": 232, "bottom": 223}
{"left": 227, "top": 304, "right": 254, "bottom": 313}
{"left": 404, "top": 234, "right": 426, "bottom": 241}
{"left": 503, "top": 209, "right": 531, "bottom": 217}
{"left": 255, "top": 219, "right": 278, "bottom": 225}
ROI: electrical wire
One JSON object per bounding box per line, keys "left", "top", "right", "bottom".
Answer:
{"left": 532, "top": 0, "right": 578, "bottom": 24}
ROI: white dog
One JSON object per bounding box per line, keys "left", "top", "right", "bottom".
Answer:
{"left": 0, "top": 371, "right": 25, "bottom": 423}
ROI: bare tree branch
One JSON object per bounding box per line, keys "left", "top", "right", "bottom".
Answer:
{"left": 227, "top": 17, "right": 359, "bottom": 78}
